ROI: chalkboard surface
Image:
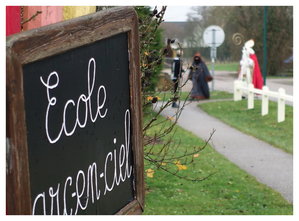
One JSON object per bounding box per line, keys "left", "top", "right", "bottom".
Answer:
{"left": 23, "top": 33, "right": 135, "bottom": 215}
{"left": 6, "top": 7, "right": 143, "bottom": 215}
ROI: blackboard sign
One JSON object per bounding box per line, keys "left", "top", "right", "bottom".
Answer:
{"left": 6, "top": 7, "right": 144, "bottom": 215}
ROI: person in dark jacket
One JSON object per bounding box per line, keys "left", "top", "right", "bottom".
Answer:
{"left": 171, "top": 50, "right": 184, "bottom": 108}
{"left": 188, "top": 52, "right": 213, "bottom": 100}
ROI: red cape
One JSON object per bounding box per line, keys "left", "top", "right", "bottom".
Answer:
{"left": 250, "top": 53, "right": 264, "bottom": 89}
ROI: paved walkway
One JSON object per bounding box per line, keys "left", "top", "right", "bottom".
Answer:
{"left": 154, "top": 101, "right": 293, "bottom": 203}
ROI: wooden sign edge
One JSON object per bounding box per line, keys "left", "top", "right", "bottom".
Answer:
{"left": 6, "top": 6, "right": 144, "bottom": 215}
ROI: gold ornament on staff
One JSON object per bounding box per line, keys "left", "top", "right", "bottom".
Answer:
{"left": 232, "top": 33, "right": 244, "bottom": 46}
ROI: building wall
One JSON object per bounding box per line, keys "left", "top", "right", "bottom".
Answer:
{"left": 63, "top": 6, "right": 96, "bottom": 20}
{"left": 7, "top": 6, "right": 97, "bottom": 33}
{"left": 6, "top": 6, "right": 21, "bottom": 36}
{"left": 22, "top": 6, "right": 64, "bottom": 31}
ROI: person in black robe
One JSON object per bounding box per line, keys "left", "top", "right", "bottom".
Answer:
{"left": 188, "top": 52, "right": 213, "bottom": 100}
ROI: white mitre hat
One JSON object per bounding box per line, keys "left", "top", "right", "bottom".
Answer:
{"left": 244, "top": 39, "right": 255, "bottom": 54}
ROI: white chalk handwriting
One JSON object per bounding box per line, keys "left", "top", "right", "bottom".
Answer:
{"left": 33, "top": 57, "right": 133, "bottom": 214}
{"left": 32, "top": 110, "right": 133, "bottom": 215}
{"left": 40, "top": 58, "right": 108, "bottom": 144}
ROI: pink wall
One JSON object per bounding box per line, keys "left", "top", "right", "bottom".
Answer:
{"left": 6, "top": 6, "right": 21, "bottom": 36}
{"left": 22, "top": 6, "right": 63, "bottom": 31}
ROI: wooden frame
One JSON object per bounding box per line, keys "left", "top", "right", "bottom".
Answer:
{"left": 6, "top": 7, "right": 144, "bottom": 215}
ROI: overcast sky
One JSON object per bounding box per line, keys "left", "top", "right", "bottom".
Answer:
{"left": 152, "top": 6, "right": 200, "bottom": 22}
{"left": 163, "top": 6, "right": 193, "bottom": 22}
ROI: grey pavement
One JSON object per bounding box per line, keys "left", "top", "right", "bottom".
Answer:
{"left": 154, "top": 101, "right": 293, "bottom": 203}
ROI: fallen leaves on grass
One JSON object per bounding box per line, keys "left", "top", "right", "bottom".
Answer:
{"left": 174, "top": 160, "right": 187, "bottom": 170}
{"left": 146, "top": 168, "right": 155, "bottom": 178}
{"left": 146, "top": 96, "right": 161, "bottom": 103}
{"left": 193, "top": 153, "right": 200, "bottom": 158}
{"left": 167, "top": 116, "right": 175, "bottom": 121}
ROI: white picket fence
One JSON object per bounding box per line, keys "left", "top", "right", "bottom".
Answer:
{"left": 233, "top": 80, "right": 293, "bottom": 122}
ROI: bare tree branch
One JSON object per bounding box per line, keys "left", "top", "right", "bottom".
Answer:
{"left": 21, "top": 10, "right": 42, "bottom": 26}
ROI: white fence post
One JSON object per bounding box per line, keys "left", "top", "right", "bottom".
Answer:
{"left": 261, "top": 86, "right": 269, "bottom": 116}
{"left": 234, "top": 80, "right": 242, "bottom": 101}
{"left": 278, "top": 88, "right": 286, "bottom": 123}
{"left": 233, "top": 81, "right": 292, "bottom": 122}
{"left": 248, "top": 83, "right": 254, "bottom": 109}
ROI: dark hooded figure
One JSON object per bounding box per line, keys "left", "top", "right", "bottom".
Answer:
{"left": 188, "top": 52, "right": 213, "bottom": 100}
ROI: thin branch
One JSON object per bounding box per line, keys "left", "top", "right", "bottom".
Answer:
{"left": 145, "top": 154, "right": 218, "bottom": 182}
{"left": 145, "top": 129, "right": 215, "bottom": 162}
{"left": 21, "top": 10, "right": 42, "bottom": 25}
{"left": 140, "top": 6, "right": 216, "bottom": 183}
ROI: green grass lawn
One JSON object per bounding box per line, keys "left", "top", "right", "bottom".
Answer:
{"left": 207, "top": 62, "right": 239, "bottom": 72}
{"left": 157, "top": 90, "right": 232, "bottom": 102}
{"left": 210, "top": 90, "right": 233, "bottom": 100}
{"left": 143, "top": 114, "right": 292, "bottom": 215}
{"left": 198, "top": 100, "right": 293, "bottom": 154}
